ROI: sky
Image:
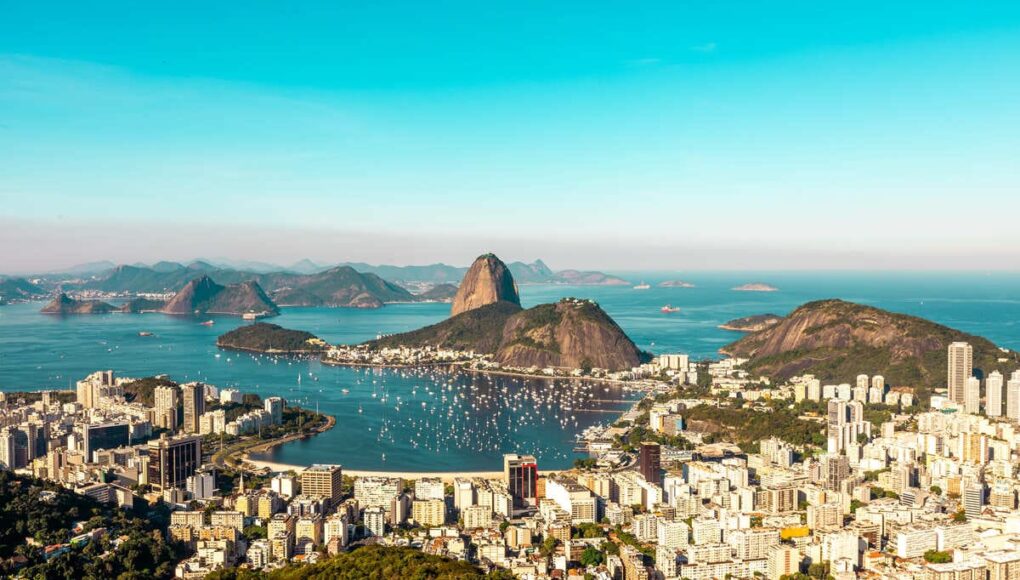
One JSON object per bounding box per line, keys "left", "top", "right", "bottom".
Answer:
{"left": 2, "top": 2, "right": 1020, "bottom": 273}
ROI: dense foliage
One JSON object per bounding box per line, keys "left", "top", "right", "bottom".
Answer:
{"left": 682, "top": 403, "right": 825, "bottom": 447}
{"left": 368, "top": 301, "right": 522, "bottom": 353}
{"left": 205, "top": 545, "right": 489, "bottom": 579}
{"left": 122, "top": 376, "right": 180, "bottom": 407}
{"left": 0, "top": 471, "right": 176, "bottom": 579}
{"left": 217, "top": 323, "right": 327, "bottom": 353}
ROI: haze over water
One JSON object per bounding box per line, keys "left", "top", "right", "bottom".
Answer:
{"left": 2, "top": 271, "right": 1019, "bottom": 470}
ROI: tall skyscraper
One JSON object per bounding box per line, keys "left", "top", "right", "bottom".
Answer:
{"left": 1008, "top": 371, "right": 1020, "bottom": 422}
{"left": 504, "top": 453, "right": 538, "bottom": 510}
{"left": 948, "top": 342, "right": 973, "bottom": 403}
{"left": 182, "top": 383, "right": 205, "bottom": 434}
{"left": 964, "top": 376, "right": 981, "bottom": 414}
{"left": 147, "top": 434, "right": 202, "bottom": 490}
{"left": 639, "top": 442, "right": 662, "bottom": 484}
{"left": 986, "top": 371, "right": 1004, "bottom": 417}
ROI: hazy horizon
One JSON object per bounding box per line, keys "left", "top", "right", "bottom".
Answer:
{"left": 3, "top": 3, "right": 1019, "bottom": 273}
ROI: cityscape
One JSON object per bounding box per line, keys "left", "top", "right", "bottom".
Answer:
{"left": 3, "top": 2, "right": 1020, "bottom": 580}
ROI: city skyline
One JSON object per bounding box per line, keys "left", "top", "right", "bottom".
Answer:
{"left": 3, "top": 3, "right": 1020, "bottom": 271}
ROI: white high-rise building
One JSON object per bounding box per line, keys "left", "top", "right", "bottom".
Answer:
{"left": 948, "top": 342, "right": 973, "bottom": 403}
{"left": 964, "top": 377, "right": 981, "bottom": 414}
{"left": 1007, "top": 374, "right": 1020, "bottom": 422}
{"left": 986, "top": 371, "right": 1004, "bottom": 417}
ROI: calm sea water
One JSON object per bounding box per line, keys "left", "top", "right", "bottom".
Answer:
{"left": 1, "top": 271, "right": 1019, "bottom": 470}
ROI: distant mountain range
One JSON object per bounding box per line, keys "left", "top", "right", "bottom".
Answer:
{"left": 26, "top": 258, "right": 628, "bottom": 287}
{"left": 0, "top": 277, "right": 45, "bottom": 304}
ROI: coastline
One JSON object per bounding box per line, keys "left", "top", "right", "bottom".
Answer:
{"left": 243, "top": 457, "right": 559, "bottom": 483}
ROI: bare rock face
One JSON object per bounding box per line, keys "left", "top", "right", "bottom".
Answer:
{"left": 162, "top": 276, "right": 279, "bottom": 316}
{"left": 495, "top": 298, "right": 643, "bottom": 371}
{"left": 450, "top": 254, "right": 521, "bottom": 317}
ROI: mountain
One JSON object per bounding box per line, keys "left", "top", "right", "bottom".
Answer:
{"left": 369, "top": 253, "right": 643, "bottom": 371}
{"left": 0, "top": 277, "right": 45, "bottom": 303}
{"left": 217, "top": 323, "right": 328, "bottom": 353}
{"left": 118, "top": 297, "right": 167, "bottom": 313}
{"left": 338, "top": 262, "right": 467, "bottom": 284}
{"left": 371, "top": 301, "right": 523, "bottom": 353}
{"left": 507, "top": 259, "right": 555, "bottom": 283}
{"left": 369, "top": 298, "right": 644, "bottom": 371}
{"left": 50, "top": 260, "right": 117, "bottom": 276}
{"left": 721, "top": 299, "right": 1018, "bottom": 399}
{"left": 451, "top": 254, "right": 521, "bottom": 316}
{"left": 162, "top": 276, "right": 279, "bottom": 316}
{"left": 719, "top": 314, "right": 783, "bottom": 332}
{"left": 551, "top": 270, "right": 630, "bottom": 285}
{"left": 266, "top": 266, "right": 415, "bottom": 308}
{"left": 40, "top": 293, "right": 117, "bottom": 314}
{"left": 495, "top": 298, "right": 645, "bottom": 370}
{"left": 288, "top": 258, "right": 328, "bottom": 274}
{"left": 733, "top": 283, "right": 778, "bottom": 292}
{"left": 659, "top": 280, "right": 695, "bottom": 288}
{"left": 413, "top": 283, "right": 459, "bottom": 302}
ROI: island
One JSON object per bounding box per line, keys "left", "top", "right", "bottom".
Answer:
{"left": 40, "top": 293, "right": 118, "bottom": 314}
{"left": 162, "top": 276, "right": 279, "bottom": 317}
{"left": 732, "top": 282, "right": 778, "bottom": 292}
{"left": 658, "top": 280, "right": 696, "bottom": 288}
{"left": 718, "top": 313, "right": 783, "bottom": 332}
{"left": 216, "top": 322, "right": 328, "bottom": 354}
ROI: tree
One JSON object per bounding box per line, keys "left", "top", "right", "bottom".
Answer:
{"left": 540, "top": 536, "right": 560, "bottom": 557}
{"left": 953, "top": 510, "right": 967, "bottom": 523}
{"left": 580, "top": 546, "right": 605, "bottom": 567}
{"left": 929, "top": 485, "right": 943, "bottom": 496}
{"left": 924, "top": 550, "right": 952, "bottom": 563}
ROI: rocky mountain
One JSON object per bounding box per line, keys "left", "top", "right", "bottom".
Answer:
{"left": 719, "top": 314, "right": 783, "bottom": 332}
{"left": 369, "top": 298, "right": 644, "bottom": 371}
{"left": 371, "top": 301, "right": 523, "bottom": 353}
{"left": 118, "top": 297, "right": 167, "bottom": 313}
{"left": 551, "top": 270, "right": 630, "bottom": 286}
{"left": 369, "top": 253, "right": 644, "bottom": 371}
{"left": 0, "top": 277, "right": 45, "bottom": 303}
{"left": 217, "top": 323, "right": 328, "bottom": 353}
{"left": 496, "top": 298, "right": 645, "bottom": 370}
{"left": 451, "top": 254, "right": 521, "bottom": 316}
{"left": 266, "top": 266, "right": 414, "bottom": 308}
{"left": 40, "top": 293, "right": 117, "bottom": 314}
{"left": 721, "top": 299, "right": 1018, "bottom": 398}
{"left": 506, "top": 260, "right": 555, "bottom": 283}
{"left": 162, "top": 276, "right": 279, "bottom": 316}
{"left": 413, "top": 283, "right": 459, "bottom": 302}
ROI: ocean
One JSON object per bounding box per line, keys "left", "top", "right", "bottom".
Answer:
{"left": 1, "top": 271, "right": 1019, "bottom": 470}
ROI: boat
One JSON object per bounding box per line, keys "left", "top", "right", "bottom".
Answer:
{"left": 341, "top": 388, "right": 350, "bottom": 394}
{"left": 633, "top": 282, "right": 651, "bottom": 290}
{"left": 661, "top": 305, "right": 681, "bottom": 313}
{"left": 138, "top": 331, "right": 153, "bottom": 337}
{"left": 200, "top": 320, "right": 214, "bottom": 326}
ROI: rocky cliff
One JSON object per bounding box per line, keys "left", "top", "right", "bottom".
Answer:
{"left": 162, "top": 276, "right": 279, "bottom": 316}
{"left": 450, "top": 254, "right": 521, "bottom": 316}
{"left": 495, "top": 299, "right": 644, "bottom": 370}
{"left": 40, "top": 293, "right": 117, "bottom": 314}
{"left": 369, "top": 298, "right": 644, "bottom": 371}
{"left": 722, "top": 299, "right": 1017, "bottom": 397}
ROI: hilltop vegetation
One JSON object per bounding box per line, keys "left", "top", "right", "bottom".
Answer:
{"left": 0, "top": 471, "right": 175, "bottom": 579}
{"left": 204, "top": 545, "right": 499, "bottom": 580}
{"left": 217, "top": 323, "right": 328, "bottom": 354}
{"left": 723, "top": 299, "right": 1018, "bottom": 401}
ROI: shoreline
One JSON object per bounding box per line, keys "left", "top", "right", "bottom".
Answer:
{"left": 243, "top": 457, "right": 560, "bottom": 483}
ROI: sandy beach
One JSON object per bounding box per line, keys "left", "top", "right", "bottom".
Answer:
{"left": 244, "top": 457, "right": 558, "bottom": 483}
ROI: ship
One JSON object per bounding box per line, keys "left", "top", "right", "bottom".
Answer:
{"left": 138, "top": 331, "right": 153, "bottom": 337}
{"left": 661, "top": 305, "right": 681, "bottom": 313}
{"left": 200, "top": 320, "right": 214, "bottom": 326}
{"left": 633, "top": 282, "right": 651, "bottom": 290}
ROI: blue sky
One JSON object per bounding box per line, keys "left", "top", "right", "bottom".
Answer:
{"left": 2, "top": 2, "right": 1019, "bottom": 272}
